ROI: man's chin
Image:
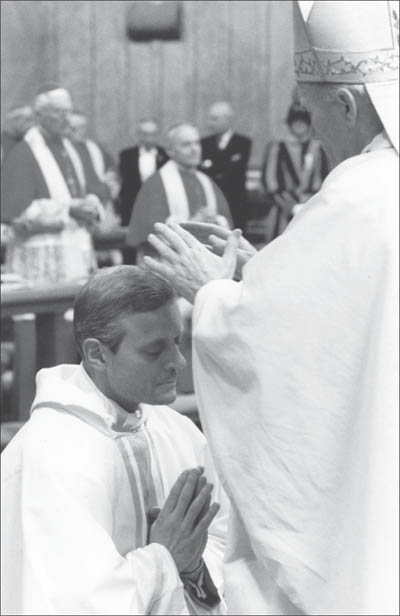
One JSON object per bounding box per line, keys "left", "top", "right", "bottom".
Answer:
{"left": 154, "top": 383, "right": 177, "bottom": 405}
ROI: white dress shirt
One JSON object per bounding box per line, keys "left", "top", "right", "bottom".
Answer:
{"left": 138, "top": 146, "right": 157, "bottom": 182}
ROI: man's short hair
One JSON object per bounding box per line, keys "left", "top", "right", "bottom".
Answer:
{"left": 166, "top": 122, "right": 198, "bottom": 146}
{"left": 73, "top": 266, "right": 176, "bottom": 356}
{"left": 208, "top": 101, "right": 234, "bottom": 117}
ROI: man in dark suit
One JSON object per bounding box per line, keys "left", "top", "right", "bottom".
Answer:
{"left": 200, "top": 102, "right": 252, "bottom": 231}
{"left": 118, "top": 119, "right": 168, "bottom": 227}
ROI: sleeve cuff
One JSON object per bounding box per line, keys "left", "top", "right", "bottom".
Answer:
{"left": 181, "top": 559, "right": 221, "bottom": 608}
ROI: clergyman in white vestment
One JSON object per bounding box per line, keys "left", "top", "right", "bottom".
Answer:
{"left": 1, "top": 267, "right": 228, "bottom": 615}
{"left": 143, "top": 2, "right": 399, "bottom": 614}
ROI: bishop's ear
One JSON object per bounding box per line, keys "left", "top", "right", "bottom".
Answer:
{"left": 81, "top": 338, "right": 108, "bottom": 371}
{"left": 336, "top": 87, "right": 358, "bottom": 128}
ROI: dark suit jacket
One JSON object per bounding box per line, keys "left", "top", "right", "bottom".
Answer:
{"left": 200, "top": 133, "right": 252, "bottom": 229}
{"left": 118, "top": 145, "right": 168, "bottom": 226}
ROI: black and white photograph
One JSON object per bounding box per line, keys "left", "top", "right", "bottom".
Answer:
{"left": 1, "top": 1, "right": 398, "bottom": 614}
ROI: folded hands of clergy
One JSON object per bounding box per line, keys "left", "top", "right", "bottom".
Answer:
{"left": 148, "top": 467, "right": 219, "bottom": 575}
{"left": 69, "top": 194, "right": 104, "bottom": 228}
{"left": 145, "top": 221, "right": 245, "bottom": 303}
{"left": 12, "top": 198, "right": 67, "bottom": 237}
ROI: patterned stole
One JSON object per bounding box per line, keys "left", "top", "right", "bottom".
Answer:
{"left": 117, "top": 423, "right": 164, "bottom": 547}
{"left": 30, "top": 401, "right": 164, "bottom": 549}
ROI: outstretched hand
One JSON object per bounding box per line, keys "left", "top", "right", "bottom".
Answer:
{"left": 206, "top": 227, "right": 257, "bottom": 279}
{"left": 144, "top": 221, "right": 242, "bottom": 303}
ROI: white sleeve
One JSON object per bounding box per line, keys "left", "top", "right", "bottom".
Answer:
{"left": 181, "top": 442, "right": 229, "bottom": 616}
{"left": 21, "top": 436, "right": 187, "bottom": 615}
{"left": 176, "top": 419, "right": 229, "bottom": 615}
{"left": 202, "top": 444, "right": 230, "bottom": 596}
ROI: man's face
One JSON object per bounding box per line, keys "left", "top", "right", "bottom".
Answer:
{"left": 138, "top": 122, "right": 159, "bottom": 149}
{"left": 68, "top": 114, "right": 88, "bottom": 142}
{"left": 289, "top": 119, "right": 311, "bottom": 141}
{"left": 37, "top": 101, "right": 73, "bottom": 138}
{"left": 102, "top": 301, "right": 186, "bottom": 411}
{"left": 169, "top": 126, "right": 201, "bottom": 169}
{"left": 298, "top": 83, "right": 346, "bottom": 167}
{"left": 207, "top": 107, "right": 231, "bottom": 135}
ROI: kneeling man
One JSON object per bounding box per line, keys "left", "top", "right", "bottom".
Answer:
{"left": 1, "top": 266, "right": 228, "bottom": 615}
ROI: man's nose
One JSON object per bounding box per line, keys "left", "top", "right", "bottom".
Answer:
{"left": 166, "top": 346, "right": 187, "bottom": 371}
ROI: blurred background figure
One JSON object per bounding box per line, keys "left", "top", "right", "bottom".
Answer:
{"left": 126, "top": 122, "right": 232, "bottom": 261}
{"left": 67, "top": 110, "right": 123, "bottom": 267}
{"left": 1, "top": 105, "right": 34, "bottom": 163}
{"left": 118, "top": 119, "right": 168, "bottom": 227}
{"left": 68, "top": 110, "right": 120, "bottom": 205}
{"left": 200, "top": 101, "right": 252, "bottom": 232}
{"left": 260, "top": 101, "right": 329, "bottom": 242}
{"left": 1, "top": 84, "right": 104, "bottom": 284}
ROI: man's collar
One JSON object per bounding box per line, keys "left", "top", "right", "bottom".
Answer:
{"left": 139, "top": 145, "right": 157, "bottom": 154}
{"left": 172, "top": 159, "right": 197, "bottom": 174}
{"left": 361, "top": 131, "right": 393, "bottom": 154}
{"left": 80, "top": 364, "right": 145, "bottom": 433}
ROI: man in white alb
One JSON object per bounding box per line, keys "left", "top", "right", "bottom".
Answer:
{"left": 1, "top": 265, "right": 228, "bottom": 615}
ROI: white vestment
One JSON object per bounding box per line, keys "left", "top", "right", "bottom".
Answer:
{"left": 6, "top": 126, "right": 95, "bottom": 283}
{"left": 1, "top": 364, "right": 228, "bottom": 615}
{"left": 192, "top": 135, "right": 399, "bottom": 615}
{"left": 160, "top": 161, "right": 219, "bottom": 222}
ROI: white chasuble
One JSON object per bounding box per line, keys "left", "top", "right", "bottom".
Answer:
{"left": 192, "top": 136, "right": 399, "bottom": 615}
{"left": 1, "top": 364, "right": 228, "bottom": 615}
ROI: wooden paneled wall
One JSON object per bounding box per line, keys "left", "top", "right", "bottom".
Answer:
{"left": 1, "top": 0, "right": 295, "bottom": 166}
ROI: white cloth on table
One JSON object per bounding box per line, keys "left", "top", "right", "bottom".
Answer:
{"left": 192, "top": 134, "right": 399, "bottom": 615}
{"left": 1, "top": 363, "right": 228, "bottom": 615}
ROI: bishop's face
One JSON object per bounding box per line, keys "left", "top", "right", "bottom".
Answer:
{"left": 169, "top": 126, "right": 202, "bottom": 169}
{"left": 38, "top": 102, "right": 73, "bottom": 139}
{"left": 298, "top": 83, "right": 349, "bottom": 168}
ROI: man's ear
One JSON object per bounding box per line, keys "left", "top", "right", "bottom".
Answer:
{"left": 336, "top": 87, "right": 358, "bottom": 127}
{"left": 82, "top": 338, "right": 108, "bottom": 371}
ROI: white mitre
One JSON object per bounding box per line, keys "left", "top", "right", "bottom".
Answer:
{"left": 293, "top": 0, "right": 399, "bottom": 153}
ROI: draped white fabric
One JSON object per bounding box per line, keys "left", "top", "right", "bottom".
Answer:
{"left": 1, "top": 364, "right": 228, "bottom": 615}
{"left": 160, "top": 161, "right": 218, "bottom": 221}
{"left": 192, "top": 137, "right": 399, "bottom": 615}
